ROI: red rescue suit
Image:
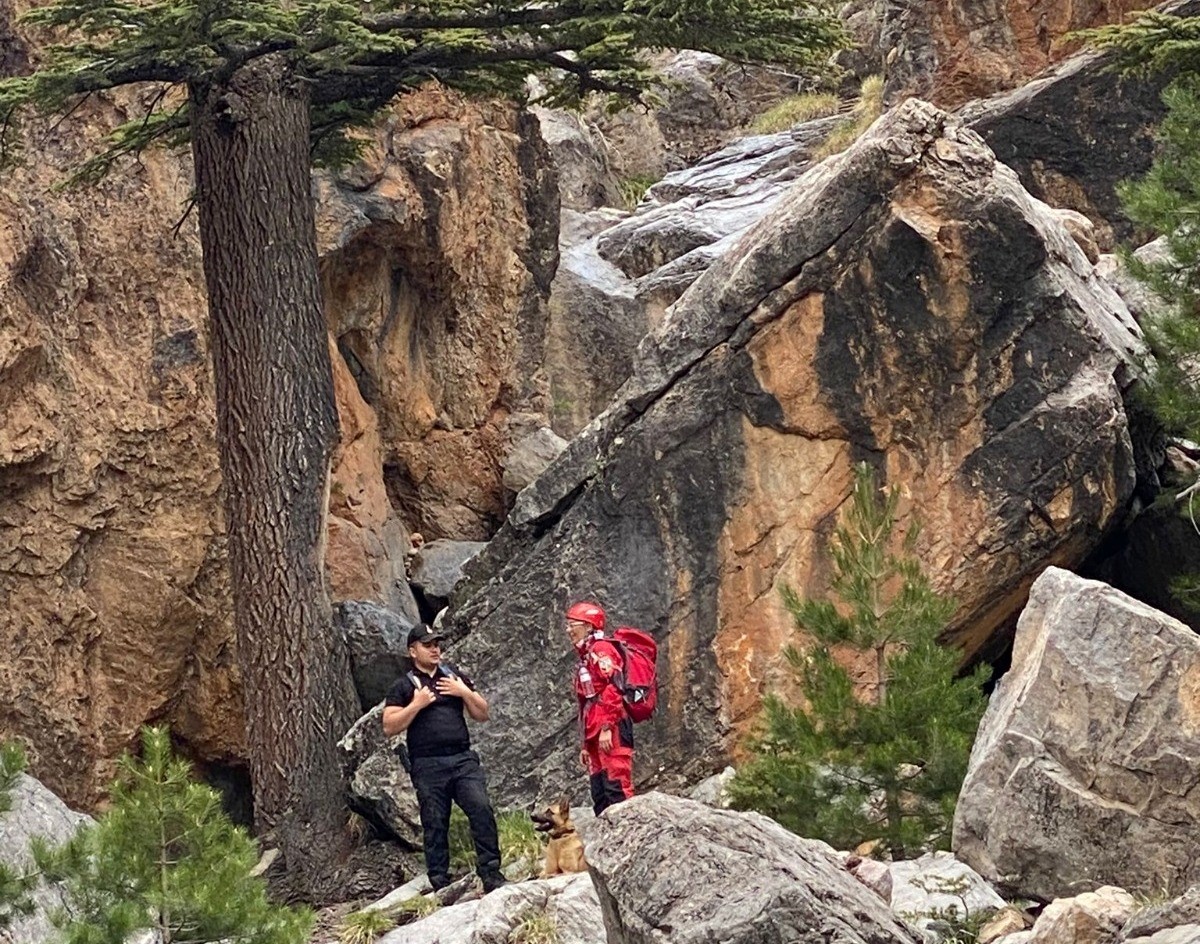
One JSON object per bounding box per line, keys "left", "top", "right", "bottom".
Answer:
{"left": 575, "top": 632, "right": 635, "bottom": 814}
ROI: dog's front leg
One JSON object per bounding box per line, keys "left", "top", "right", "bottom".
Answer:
{"left": 539, "top": 844, "right": 560, "bottom": 879}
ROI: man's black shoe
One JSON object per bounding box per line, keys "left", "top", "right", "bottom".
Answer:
{"left": 429, "top": 874, "right": 451, "bottom": 891}
{"left": 480, "top": 871, "right": 508, "bottom": 893}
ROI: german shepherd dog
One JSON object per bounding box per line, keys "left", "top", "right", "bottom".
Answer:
{"left": 530, "top": 797, "right": 587, "bottom": 877}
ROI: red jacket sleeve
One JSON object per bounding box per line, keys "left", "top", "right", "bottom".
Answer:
{"left": 582, "top": 639, "right": 627, "bottom": 740}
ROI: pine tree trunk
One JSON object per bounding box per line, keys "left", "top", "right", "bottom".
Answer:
{"left": 189, "top": 53, "right": 357, "bottom": 898}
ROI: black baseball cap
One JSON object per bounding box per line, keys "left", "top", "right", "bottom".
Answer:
{"left": 407, "top": 623, "right": 444, "bottom": 648}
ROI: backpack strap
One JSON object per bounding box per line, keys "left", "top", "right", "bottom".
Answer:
{"left": 408, "top": 665, "right": 456, "bottom": 696}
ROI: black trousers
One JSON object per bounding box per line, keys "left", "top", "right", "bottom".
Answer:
{"left": 409, "top": 750, "right": 501, "bottom": 883}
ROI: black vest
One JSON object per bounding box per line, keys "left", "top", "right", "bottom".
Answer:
{"left": 385, "top": 664, "right": 472, "bottom": 759}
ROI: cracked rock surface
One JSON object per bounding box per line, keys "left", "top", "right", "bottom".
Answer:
{"left": 954, "top": 567, "right": 1200, "bottom": 902}
{"left": 448, "top": 99, "right": 1140, "bottom": 809}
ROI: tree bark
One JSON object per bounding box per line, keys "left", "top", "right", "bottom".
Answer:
{"left": 189, "top": 53, "right": 358, "bottom": 898}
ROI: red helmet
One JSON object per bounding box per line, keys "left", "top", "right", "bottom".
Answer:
{"left": 565, "top": 601, "right": 606, "bottom": 631}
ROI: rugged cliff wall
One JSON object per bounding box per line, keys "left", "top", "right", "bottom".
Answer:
{"left": 0, "top": 0, "right": 1176, "bottom": 811}
{"left": 0, "top": 82, "right": 556, "bottom": 808}
{"left": 843, "top": 0, "right": 1156, "bottom": 105}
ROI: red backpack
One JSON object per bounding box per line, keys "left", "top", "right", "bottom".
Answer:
{"left": 610, "top": 627, "right": 658, "bottom": 723}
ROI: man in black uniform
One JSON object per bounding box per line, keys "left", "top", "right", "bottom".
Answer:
{"left": 382, "top": 623, "right": 506, "bottom": 893}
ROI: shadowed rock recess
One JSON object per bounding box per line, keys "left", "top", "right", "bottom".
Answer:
{"left": 447, "top": 99, "right": 1140, "bottom": 809}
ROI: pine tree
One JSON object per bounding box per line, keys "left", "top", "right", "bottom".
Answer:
{"left": 1083, "top": 13, "right": 1200, "bottom": 606}
{"left": 0, "top": 0, "right": 846, "bottom": 900}
{"left": 728, "top": 463, "right": 989, "bottom": 859}
{"left": 0, "top": 742, "right": 38, "bottom": 930}
{"left": 36, "top": 727, "right": 312, "bottom": 944}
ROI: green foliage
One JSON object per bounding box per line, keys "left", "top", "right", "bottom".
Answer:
{"left": 0, "top": 742, "right": 38, "bottom": 931}
{"left": 728, "top": 462, "right": 990, "bottom": 859}
{"left": 1082, "top": 14, "right": 1200, "bottom": 612}
{"left": 0, "top": 0, "right": 847, "bottom": 177}
{"left": 751, "top": 91, "right": 840, "bottom": 133}
{"left": 392, "top": 894, "right": 440, "bottom": 919}
{"left": 497, "top": 810, "right": 545, "bottom": 867}
{"left": 1119, "top": 76, "right": 1200, "bottom": 436}
{"left": 37, "top": 727, "right": 312, "bottom": 944}
{"left": 509, "top": 910, "right": 559, "bottom": 944}
{"left": 900, "top": 875, "right": 998, "bottom": 944}
{"left": 1078, "top": 11, "right": 1200, "bottom": 77}
{"left": 338, "top": 907, "right": 397, "bottom": 944}
{"left": 449, "top": 808, "right": 543, "bottom": 873}
{"left": 617, "top": 173, "right": 660, "bottom": 210}
{"left": 814, "top": 74, "right": 883, "bottom": 158}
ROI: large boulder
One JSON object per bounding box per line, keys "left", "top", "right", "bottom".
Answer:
{"left": 376, "top": 872, "right": 605, "bottom": 944}
{"left": 889, "top": 852, "right": 1007, "bottom": 929}
{"left": 409, "top": 539, "right": 488, "bottom": 611}
{"left": 953, "top": 567, "right": 1200, "bottom": 901}
{"left": 962, "top": 0, "right": 1200, "bottom": 250}
{"left": 0, "top": 774, "right": 91, "bottom": 944}
{"left": 332, "top": 601, "right": 415, "bottom": 710}
{"left": 449, "top": 99, "right": 1140, "bottom": 807}
{"left": 585, "top": 793, "right": 920, "bottom": 944}
{"left": 339, "top": 705, "right": 423, "bottom": 849}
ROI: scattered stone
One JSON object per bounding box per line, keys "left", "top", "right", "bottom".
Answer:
{"left": 978, "top": 908, "right": 1031, "bottom": 944}
{"left": 339, "top": 706, "right": 423, "bottom": 849}
{"left": 1025, "top": 887, "right": 1135, "bottom": 944}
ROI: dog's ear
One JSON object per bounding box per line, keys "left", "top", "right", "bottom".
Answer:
{"left": 557, "top": 795, "right": 570, "bottom": 814}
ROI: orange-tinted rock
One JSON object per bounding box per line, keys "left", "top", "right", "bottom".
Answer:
{"left": 450, "top": 102, "right": 1141, "bottom": 807}
{"left": 0, "top": 82, "right": 554, "bottom": 808}
{"left": 845, "top": 0, "right": 1160, "bottom": 107}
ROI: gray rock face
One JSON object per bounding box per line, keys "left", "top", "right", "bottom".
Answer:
{"left": 339, "top": 706, "right": 423, "bottom": 849}
{"left": 546, "top": 118, "right": 844, "bottom": 437}
{"left": 376, "top": 873, "right": 605, "bottom": 944}
{"left": 333, "top": 601, "right": 416, "bottom": 710}
{"left": 410, "top": 539, "right": 488, "bottom": 605}
{"left": 962, "top": 0, "right": 1200, "bottom": 250}
{"left": 450, "top": 100, "right": 1139, "bottom": 808}
{"left": 888, "top": 852, "right": 1006, "bottom": 936}
{"left": 591, "top": 50, "right": 800, "bottom": 180}
{"left": 0, "top": 774, "right": 91, "bottom": 944}
{"left": 953, "top": 567, "right": 1200, "bottom": 902}
{"left": 595, "top": 114, "right": 844, "bottom": 305}
{"left": 585, "top": 793, "right": 920, "bottom": 944}
{"left": 1123, "top": 887, "right": 1200, "bottom": 942}
{"left": 533, "top": 107, "right": 621, "bottom": 211}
